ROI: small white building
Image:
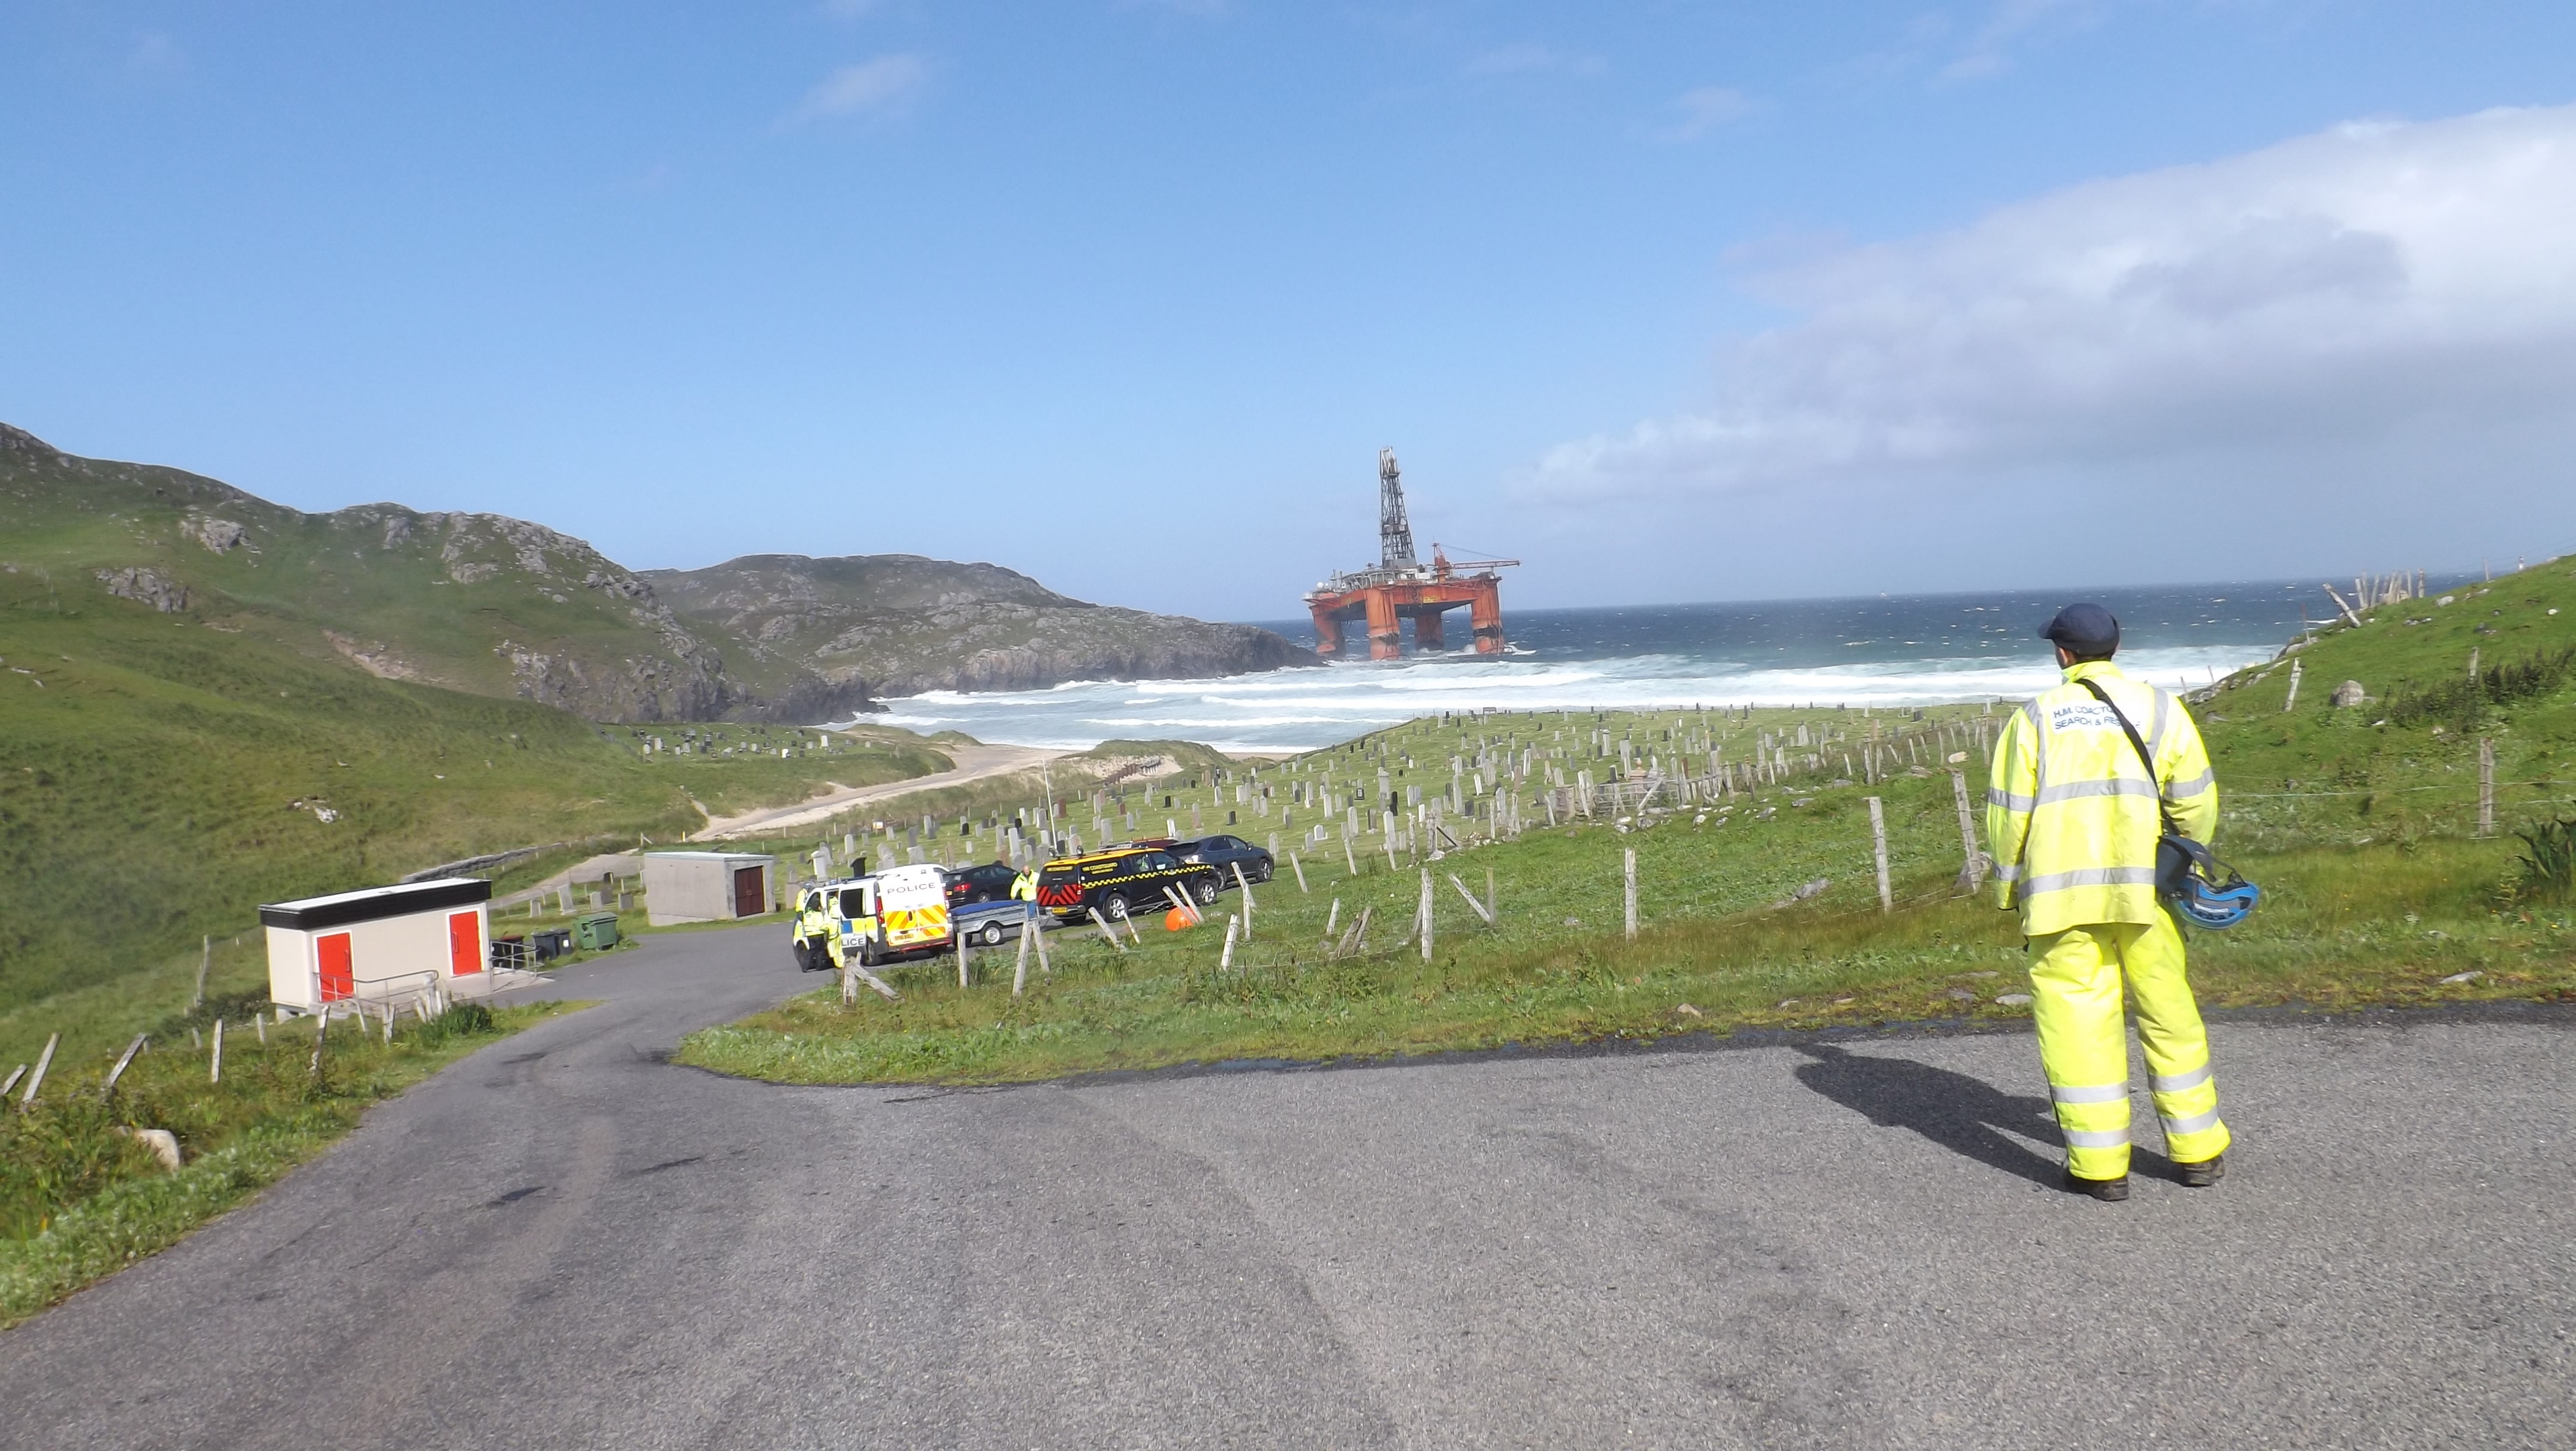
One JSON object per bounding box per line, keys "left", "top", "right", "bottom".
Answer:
{"left": 261, "top": 878, "right": 495, "bottom": 1012}
{"left": 641, "top": 851, "right": 777, "bottom": 926}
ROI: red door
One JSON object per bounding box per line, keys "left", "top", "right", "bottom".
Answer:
{"left": 732, "top": 866, "right": 765, "bottom": 918}
{"left": 318, "top": 932, "right": 353, "bottom": 1001}
{"left": 448, "top": 911, "right": 483, "bottom": 975}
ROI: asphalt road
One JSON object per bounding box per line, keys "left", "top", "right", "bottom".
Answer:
{"left": 3, "top": 926, "right": 2570, "bottom": 1450}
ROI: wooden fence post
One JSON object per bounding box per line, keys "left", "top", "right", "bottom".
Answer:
{"left": 1418, "top": 869, "right": 1434, "bottom": 962}
{"left": 1447, "top": 873, "right": 1496, "bottom": 926}
{"left": 2479, "top": 738, "right": 2496, "bottom": 838}
{"left": 1090, "top": 907, "right": 1128, "bottom": 951}
{"left": 1234, "top": 863, "right": 1256, "bottom": 938}
{"left": 1012, "top": 928, "right": 1032, "bottom": 996}
{"left": 21, "top": 1033, "right": 58, "bottom": 1105}
{"left": 2282, "top": 658, "right": 2302, "bottom": 713}
{"left": 1623, "top": 848, "right": 1638, "bottom": 942}
{"left": 1291, "top": 851, "right": 1309, "bottom": 893}
{"left": 101, "top": 1035, "right": 148, "bottom": 1096}
{"left": 1219, "top": 915, "right": 1239, "bottom": 970}
{"left": 211, "top": 1018, "right": 225, "bottom": 1083}
{"left": 194, "top": 935, "right": 212, "bottom": 1010}
{"left": 1869, "top": 796, "right": 1893, "bottom": 912}
{"left": 1949, "top": 770, "right": 1985, "bottom": 892}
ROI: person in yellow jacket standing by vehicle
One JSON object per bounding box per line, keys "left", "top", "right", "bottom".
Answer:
{"left": 1987, "top": 603, "right": 2229, "bottom": 1201}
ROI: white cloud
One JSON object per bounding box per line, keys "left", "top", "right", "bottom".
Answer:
{"left": 1466, "top": 44, "right": 1608, "bottom": 79}
{"left": 789, "top": 54, "right": 929, "bottom": 124}
{"left": 1940, "top": 0, "right": 2110, "bottom": 82}
{"left": 1656, "top": 86, "right": 1754, "bottom": 141}
{"left": 1527, "top": 104, "right": 2576, "bottom": 531}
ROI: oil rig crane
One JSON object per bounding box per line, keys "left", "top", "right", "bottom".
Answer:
{"left": 1303, "top": 449, "right": 1518, "bottom": 659}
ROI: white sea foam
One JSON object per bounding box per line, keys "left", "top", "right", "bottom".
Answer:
{"left": 861, "top": 642, "right": 2276, "bottom": 754}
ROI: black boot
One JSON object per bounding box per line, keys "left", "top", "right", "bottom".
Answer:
{"left": 2065, "top": 1172, "right": 2130, "bottom": 1201}
{"left": 2176, "top": 1154, "right": 2225, "bottom": 1188}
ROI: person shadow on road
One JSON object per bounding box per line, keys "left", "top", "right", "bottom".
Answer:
{"left": 1791, "top": 1043, "right": 2165, "bottom": 1187}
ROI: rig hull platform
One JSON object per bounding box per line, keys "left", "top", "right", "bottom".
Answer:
{"left": 1301, "top": 448, "right": 1516, "bottom": 660}
{"left": 1307, "top": 572, "right": 1505, "bottom": 659}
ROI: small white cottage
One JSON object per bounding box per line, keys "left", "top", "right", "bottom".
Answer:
{"left": 261, "top": 878, "right": 495, "bottom": 1011}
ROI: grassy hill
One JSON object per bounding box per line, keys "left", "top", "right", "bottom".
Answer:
{"left": 3, "top": 425, "right": 1320, "bottom": 721}
{"left": 2188, "top": 570, "right": 2575, "bottom": 851}
{"left": 642, "top": 553, "right": 1318, "bottom": 699}
{"left": 0, "top": 564, "right": 949, "bottom": 1063}
{"left": 0, "top": 423, "right": 767, "bottom": 721}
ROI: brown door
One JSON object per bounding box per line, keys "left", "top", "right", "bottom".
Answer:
{"left": 732, "top": 866, "right": 765, "bottom": 918}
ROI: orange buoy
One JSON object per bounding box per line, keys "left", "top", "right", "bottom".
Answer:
{"left": 1164, "top": 908, "right": 1193, "bottom": 932}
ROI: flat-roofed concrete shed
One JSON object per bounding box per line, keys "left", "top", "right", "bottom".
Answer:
{"left": 641, "top": 851, "right": 777, "bottom": 926}
{"left": 261, "top": 878, "right": 496, "bottom": 1013}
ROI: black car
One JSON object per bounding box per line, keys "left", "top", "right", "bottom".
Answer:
{"left": 944, "top": 861, "right": 1021, "bottom": 908}
{"left": 1175, "top": 834, "right": 1273, "bottom": 887}
{"left": 1034, "top": 846, "right": 1220, "bottom": 923}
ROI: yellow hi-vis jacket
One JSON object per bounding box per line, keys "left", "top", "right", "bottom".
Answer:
{"left": 1987, "top": 660, "right": 2219, "bottom": 936}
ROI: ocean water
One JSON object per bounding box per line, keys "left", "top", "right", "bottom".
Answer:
{"left": 864, "top": 579, "right": 2382, "bottom": 754}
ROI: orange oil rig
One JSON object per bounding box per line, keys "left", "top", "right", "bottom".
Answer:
{"left": 1303, "top": 449, "right": 1518, "bottom": 660}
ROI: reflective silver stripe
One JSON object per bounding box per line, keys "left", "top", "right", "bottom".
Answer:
{"left": 2050, "top": 1081, "right": 2130, "bottom": 1104}
{"left": 2151, "top": 1062, "right": 2215, "bottom": 1094}
{"left": 2020, "top": 866, "right": 2157, "bottom": 895}
{"left": 2167, "top": 767, "right": 2216, "bottom": 799}
{"left": 1991, "top": 862, "right": 2023, "bottom": 882}
{"left": 2020, "top": 699, "right": 2047, "bottom": 783}
{"left": 2160, "top": 1107, "right": 2222, "bottom": 1136}
{"left": 2148, "top": 686, "right": 2171, "bottom": 763}
{"left": 2034, "top": 778, "right": 2158, "bottom": 804}
{"left": 2061, "top": 1127, "right": 2129, "bottom": 1148}
{"left": 1988, "top": 787, "right": 2035, "bottom": 811}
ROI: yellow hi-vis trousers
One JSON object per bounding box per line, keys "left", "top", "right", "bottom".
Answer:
{"left": 2027, "top": 913, "right": 2231, "bottom": 1181}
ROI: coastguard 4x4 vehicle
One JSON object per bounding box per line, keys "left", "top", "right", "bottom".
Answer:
{"left": 789, "top": 863, "right": 953, "bottom": 970}
{"left": 1034, "top": 845, "right": 1220, "bottom": 924}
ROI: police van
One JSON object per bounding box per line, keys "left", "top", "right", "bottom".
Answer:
{"left": 1033, "top": 844, "right": 1221, "bottom": 925}
{"left": 790, "top": 862, "right": 953, "bottom": 970}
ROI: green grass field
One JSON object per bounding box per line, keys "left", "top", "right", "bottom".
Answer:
{"left": 0, "top": 572, "right": 949, "bottom": 1065}
{"left": 677, "top": 561, "right": 2576, "bottom": 1084}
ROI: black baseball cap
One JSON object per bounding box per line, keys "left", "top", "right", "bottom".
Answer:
{"left": 2039, "top": 603, "right": 2120, "bottom": 653}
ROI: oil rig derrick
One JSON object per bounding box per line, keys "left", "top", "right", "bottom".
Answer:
{"left": 1303, "top": 449, "right": 1518, "bottom": 660}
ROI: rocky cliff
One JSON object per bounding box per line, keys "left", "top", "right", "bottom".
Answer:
{"left": 641, "top": 554, "right": 1318, "bottom": 701}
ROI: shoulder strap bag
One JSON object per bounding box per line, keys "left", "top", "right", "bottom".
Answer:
{"left": 2074, "top": 677, "right": 2243, "bottom": 910}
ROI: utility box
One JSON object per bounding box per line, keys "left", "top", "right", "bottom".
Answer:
{"left": 640, "top": 852, "right": 777, "bottom": 926}
{"left": 575, "top": 912, "right": 620, "bottom": 951}
{"left": 261, "top": 878, "right": 494, "bottom": 1012}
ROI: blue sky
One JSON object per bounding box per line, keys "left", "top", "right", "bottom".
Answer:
{"left": 5, "top": 2, "right": 2574, "bottom": 618}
